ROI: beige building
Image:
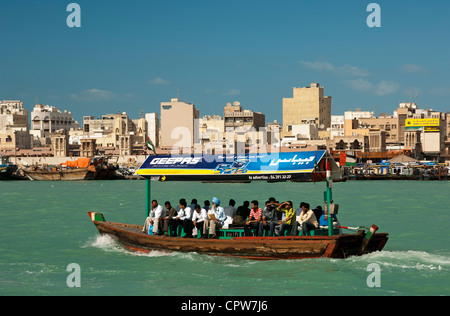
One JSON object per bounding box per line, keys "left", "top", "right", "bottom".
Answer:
{"left": 344, "top": 109, "right": 375, "bottom": 137}
{"left": 447, "top": 112, "right": 450, "bottom": 140}
{"left": 30, "top": 104, "right": 79, "bottom": 147}
{"left": 356, "top": 115, "right": 399, "bottom": 144}
{"left": 81, "top": 112, "right": 148, "bottom": 154}
{"left": 222, "top": 102, "right": 266, "bottom": 154}
{"left": 196, "top": 103, "right": 267, "bottom": 155}
{"left": 0, "top": 100, "right": 30, "bottom": 151}
{"left": 198, "top": 115, "right": 224, "bottom": 145}
{"left": 405, "top": 110, "right": 447, "bottom": 158}
{"left": 282, "top": 83, "right": 331, "bottom": 135}
{"left": 160, "top": 98, "right": 199, "bottom": 151}
{"left": 223, "top": 102, "right": 265, "bottom": 131}
{"left": 344, "top": 103, "right": 418, "bottom": 145}
{"left": 267, "top": 120, "right": 282, "bottom": 148}
{"left": 282, "top": 124, "right": 319, "bottom": 144}
{"left": 343, "top": 103, "right": 447, "bottom": 159}
{"left": 330, "top": 115, "right": 345, "bottom": 139}
{"left": 80, "top": 138, "right": 96, "bottom": 157}
{"left": 50, "top": 130, "right": 69, "bottom": 157}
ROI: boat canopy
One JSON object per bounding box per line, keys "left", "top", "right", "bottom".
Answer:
{"left": 61, "top": 158, "right": 91, "bottom": 168}
{"left": 135, "top": 150, "right": 341, "bottom": 182}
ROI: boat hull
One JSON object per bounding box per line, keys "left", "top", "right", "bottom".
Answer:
{"left": 24, "top": 168, "right": 89, "bottom": 181}
{"left": 90, "top": 219, "right": 389, "bottom": 260}
{"left": 0, "top": 165, "right": 18, "bottom": 180}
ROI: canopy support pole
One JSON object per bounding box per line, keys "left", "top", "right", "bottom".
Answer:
{"left": 146, "top": 178, "right": 151, "bottom": 218}
{"left": 326, "top": 156, "right": 333, "bottom": 236}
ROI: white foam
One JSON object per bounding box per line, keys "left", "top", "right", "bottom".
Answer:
{"left": 83, "top": 235, "right": 125, "bottom": 253}
{"left": 347, "top": 250, "right": 450, "bottom": 271}
{"left": 84, "top": 234, "right": 199, "bottom": 259}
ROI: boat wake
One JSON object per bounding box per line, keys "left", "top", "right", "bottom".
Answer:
{"left": 83, "top": 234, "right": 124, "bottom": 252}
{"left": 344, "top": 250, "right": 450, "bottom": 272}
{"left": 83, "top": 234, "right": 198, "bottom": 259}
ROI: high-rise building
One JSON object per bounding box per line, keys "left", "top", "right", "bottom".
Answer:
{"left": 282, "top": 83, "right": 331, "bottom": 135}
{"left": 160, "top": 98, "right": 199, "bottom": 150}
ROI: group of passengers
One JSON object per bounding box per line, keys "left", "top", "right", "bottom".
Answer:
{"left": 142, "top": 196, "right": 338, "bottom": 238}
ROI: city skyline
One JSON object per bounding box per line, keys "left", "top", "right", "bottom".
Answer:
{"left": 1, "top": 0, "right": 450, "bottom": 125}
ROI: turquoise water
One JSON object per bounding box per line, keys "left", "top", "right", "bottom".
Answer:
{"left": 0, "top": 180, "right": 449, "bottom": 296}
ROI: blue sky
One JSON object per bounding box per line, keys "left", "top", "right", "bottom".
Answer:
{"left": 1, "top": 0, "right": 449, "bottom": 124}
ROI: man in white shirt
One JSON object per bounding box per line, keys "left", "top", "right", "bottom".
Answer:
{"left": 192, "top": 204, "right": 208, "bottom": 238}
{"left": 181, "top": 198, "right": 194, "bottom": 238}
{"left": 293, "top": 202, "right": 319, "bottom": 236}
{"left": 173, "top": 198, "right": 194, "bottom": 238}
{"left": 142, "top": 200, "right": 164, "bottom": 235}
{"left": 172, "top": 200, "right": 185, "bottom": 237}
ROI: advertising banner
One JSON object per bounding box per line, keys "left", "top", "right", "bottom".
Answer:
{"left": 405, "top": 118, "right": 439, "bottom": 127}
{"left": 136, "top": 150, "right": 339, "bottom": 182}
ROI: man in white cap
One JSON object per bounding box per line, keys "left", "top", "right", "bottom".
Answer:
{"left": 203, "top": 197, "right": 226, "bottom": 239}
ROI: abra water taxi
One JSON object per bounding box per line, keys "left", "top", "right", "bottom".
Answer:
{"left": 88, "top": 151, "right": 389, "bottom": 260}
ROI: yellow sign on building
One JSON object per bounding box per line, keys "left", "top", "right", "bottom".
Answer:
{"left": 405, "top": 118, "right": 439, "bottom": 127}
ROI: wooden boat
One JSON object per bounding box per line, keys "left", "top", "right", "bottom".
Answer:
{"left": 22, "top": 166, "right": 89, "bottom": 181}
{"left": 21, "top": 156, "right": 118, "bottom": 181}
{"left": 88, "top": 151, "right": 389, "bottom": 260}
{"left": 88, "top": 212, "right": 389, "bottom": 260}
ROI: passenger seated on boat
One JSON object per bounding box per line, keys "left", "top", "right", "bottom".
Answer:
{"left": 181, "top": 199, "right": 194, "bottom": 238}
{"left": 142, "top": 200, "right": 163, "bottom": 235}
{"left": 259, "top": 199, "right": 279, "bottom": 237}
{"left": 293, "top": 202, "right": 319, "bottom": 236}
{"left": 276, "top": 201, "right": 296, "bottom": 236}
{"left": 243, "top": 200, "right": 262, "bottom": 236}
{"left": 161, "top": 201, "right": 177, "bottom": 236}
{"left": 223, "top": 199, "right": 237, "bottom": 228}
{"left": 312, "top": 206, "right": 323, "bottom": 225}
{"left": 320, "top": 200, "right": 338, "bottom": 227}
{"left": 192, "top": 204, "right": 208, "bottom": 238}
{"left": 231, "top": 201, "right": 250, "bottom": 227}
{"left": 319, "top": 201, "right": 342, "bottom": 234}
{"left": 172, "top": 199, "right": 187, "bottom": 237}
{"left": 224, "top": 199, "right": 237, "bottom": 219}
{"left": 203, "top": 200, "right": 210, "bottom": 211}
{"left": 189, "top": 199, "right": 198, "bottom": 212}
{"left": 203, "top": 197, "right": 226, "bottom": 239}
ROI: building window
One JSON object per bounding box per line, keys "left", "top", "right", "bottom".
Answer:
{"left": 162, "top": 105, "right": 172, "bottom": 110}
{"left": 350, "top": 140, "right": 361, "bottom": 150}
{"left": 335, "top": 140, "right": 347, "bottom": 150}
